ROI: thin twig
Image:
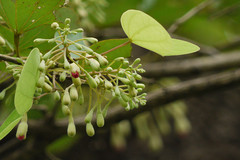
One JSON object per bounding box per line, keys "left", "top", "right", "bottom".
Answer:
{"left": 168, "top": 0, "right": 215, "bottom": 33}
{"left": 0, "top": 54, "right": 21, "bottom": 64}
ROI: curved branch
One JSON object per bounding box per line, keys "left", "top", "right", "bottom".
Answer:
{"left": 143, "top": 51, "right": 240, "bottom": 78}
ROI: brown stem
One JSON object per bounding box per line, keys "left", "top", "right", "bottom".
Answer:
{"left": 14, "top": 33, "right": 20, "bottom": 57}
{"left": 101, "top": 40, "right": 131, "bottom": 56}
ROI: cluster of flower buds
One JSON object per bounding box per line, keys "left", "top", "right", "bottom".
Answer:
{"left": 21, "top": 18, "right": 146, "bottom": 137}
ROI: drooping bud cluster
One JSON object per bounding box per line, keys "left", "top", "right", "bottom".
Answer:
{"left": 8, "top": 18, "right": 147, "bottom": 138}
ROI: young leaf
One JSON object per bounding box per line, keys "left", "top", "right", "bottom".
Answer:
{"left": 0, "top": 110, "right": 22, "bottom": 140}
{"left": 120, "top": 9, "right": 200, "bottom": 56}
{"left": 15, "top": 48, "right": 41, "bottom": 115}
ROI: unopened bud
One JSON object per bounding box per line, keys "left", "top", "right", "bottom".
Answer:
{"left": 114, "top": 86, "right": 120, "bottom": 97}
{"left": 42, "top": 50, "right": 52, "bottom": 60}
{"left": 129, "top": 86, "right": 138, "bottom": 97}
{"left": 16, "top": 122, "right": 28, "bottom": 141}
{"left": 43, "top": 83, "right": 52, "bottom": 92}
{"left": 70, "top": 86, "right": 78, "bottom": 101}
{"left": 132, "top": 58, "right": 141, "bottom": 66}
{"left": 34, "top": 38, "right": 49, "bottom": 44}
{"left": 86, "top": 72, "right": 97, "bottom": 88}
{"left": 104, "top": 80, "right": 113, "bottom": 90}
{"left": 88, "top": 58, "right": 100, "bottom": 71}
{"left": 37, "top": 74, "right": 45, "bottom": 88}
{"left": 136, "top": 83, "right": 145, "bottom": 89}
{"left": 0, "top": 36, "right": 5, "bottom": 46}
{"left": 67, "top": 122, "right": 76, "bottom": 137}
{"left": 39, "top": 60, "right": 46, "bottom": 72}
{"left": 84, "top": 109, "right": 94, "bottom": 123}
{"left": 65, "top": 18, "right": 71, "bottom": 24}
{"left": 82, "top": 45, "right": 93, "bottom": 54}
{"left": 86, "top": 37, "right": 98, "bottom": 43}
{"left": 120, "top": 92, "right": 130, "bottom": 102}
{"left": 60, "top": 71, "right": 67, "bottom": 82}
{"left": 86, "top": 123, "right": 95, "bottom": 137}
{"left": 53, "top": 91, "right": 60, "bottom": 101}
{"left": 96, "top": 54, "right": 108, "bottom": 66}
{"left": 118, "top": 96, "right": 128, "bottom": 107}
{"left": 137, "top": 68, "right": 145, "bottom": 73}
{"left": 118, "top": 77, "right": 130, "bottom": 85}
{"left": 64, "top": 58, "right": 70, "bottom": 69}
{"left": 62, "top": 89, "right": 71, "bottom": 105}
{"left": 73, "top": 43, "right": 83, "bottom": 50}
{"left": 51, "top": 22, "right": 59, "bottom": 29}
{"left": 133, "top": 73, "right": 142, "bottom": 80}
{"left": 62, "top": 105, "right": 70, "bottom": 115}
{"left": 105, "top": 67, "right": 113, "bottom": 72}
{"left": 72, "top": 77, "right": 81, "bottom": 86}
{"left": 97, "top": 112, "right": 104, "bottom": 127}
{"left": 0, "top": 89, "right": 6, "bottom": 100}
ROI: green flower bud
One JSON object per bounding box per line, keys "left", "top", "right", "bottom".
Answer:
{"left": 36, "top": 87, "right": 42, "bottom": 93}
{"left": 133, "top": 73, "right": 142, "bottom": 80}
{"left": 37, "top": 74, "right": 45, "bottom": 88}
{"left": 104, "top": 80, "right": 113, "bottom": 90}
{"left": 70, "top": 63, "right": 80, "bottom": 73}
{"left": 72, "top": 77, "right": 81, "bottom": 86}
{"left": 120, "top": 92, "right": 130, "bottom": 102}
{"left": 51, "top": 22, "right": 59, "bottom": 29}
{"left": 64, "top": 58, "right": 70, "bottom": 69}
{"left": 118, "top": 96, "right": 128, "bottom": 108}
{"left": 62, "top": 89, "right": 71, "bottom": 105}
{"left": 34, "top": 38, "right": 49, "bottom": 44}
{"left": 136, "top": 83, "right": 145, "bottom": 89}
{"left": 77, "top": 86, "right": 84, "bottom": 105}
{"left": 60, "top": 71, "right": 67, "bottom": 82}
{"left": 137, "top": 68, "right": 145, "bottom": 73}
{"left": 42, "top": 50, "right": 52, "bottom": 60}
{"left": 0, "top": 36, "right": 5, "bottom": 46}
{"left": 16, "top": 121, "right": 28, "bottom": 140}
{"left": 140, "top": 100, "right": 147, "bottom": 106}
{"left": 39, "top": 60, "right": 46, "bottom": 72}
{"left": 62, "top": 105, "right": 70, "bottom": 115}
{"left": 129, "top": 100, "right": 136, "bottom": 109}
{"left": 53, "top": 91, "right": 60, "bottom": 101}
{"left": 0, "top": 89, "right": 6, "bottom": 100}
{"left": 94, "top": 76, "right": 100, "bottom": 85}
{"left": 67, "top": 122, "right": 76, "bottom": 137}
{"left": 65, "top": 18, "right": 71, "bottom": 24}
{"left": 6, "top": 64, "right": 19, "bottom": 70}
{"left": 125, "top": 103, "right": 130, "bottom": 111}
{"left": 84, "top": 109, "right": 94, "bottom": 123}
{"left": 86, "top": 123, "right": 95, "bottom": 137}
{"left": 115, "top": 57, "right": 124, "bottom": 62}
{"left": 97, "top": 112, "right": 104, "bottom": 127}
{"left": 74, "top": 28, "right": 84, "bottom": 32}
{"left": 70, "top": 86, "right": 78, "bottom": 101}
{"left": 118, "top": 70, "right": 125, "bottom": 77}
{"left": 43, "top": 83, "right": 52, "bottom": 92}
{"left": 82, "top": 45, "right": 93, "bottom": 54}
{"left": 86, "top": 37, "right": 98, "bottom": 43}
{"left": 73, "top": 43, "right": 83, "bottom": 50}
{"left": 118, "top": 77, "right": 130, "bottom": 85}
{"left": 122, "top": 60, "right": 129, "bottom": 67}
{"left": 132, "top": 58, "right": 141, "bottom": 66}
{"left": 88, "top": 58, "right": 100, "bottom": 71}
{"left": 95, "top": 54, "right": 108, "bottom": 66}
{"left": 48, "top": 39, "right": 56, "bottom": 43}
{"left": 86, "top": 72, "right": 97, "bottom": 88}
{"left": 137, "top": 88, "right": 143, "bottom": 93}
{"left": 114, "top": 86, "right": 120, "bottom": 97}
{"left": 129, "top": 86, "right": 138, "bottom": 97}
{"left": 105, "top": 67, "right": 113, "bottom": 72}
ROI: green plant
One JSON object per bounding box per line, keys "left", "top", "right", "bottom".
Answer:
{"left": 0, "top": 0, "right": 199, "bottom": 141}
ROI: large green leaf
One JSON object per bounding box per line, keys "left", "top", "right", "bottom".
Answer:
{"left": 0, "top": 109, "right": 22, "bottom": 140}
{"left": 90, "top": 38, "right": 131, "bottom": 60}
{"left": 0, "top": 0, "right": 64, "bottom": 33}
{"left": 0, "top": 25, "right": 14, "bottom": 50}
{"left": 120, "top": 9, "right": 200, "bottom": 56}
{"left": 15, "top": 48, "right": 40, "bottom": 115}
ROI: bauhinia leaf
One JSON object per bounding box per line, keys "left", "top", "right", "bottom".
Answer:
{"left": 0, "top": 109, "right": 22, "bottom": 140}
{"left": 121, "top": 9, "right": 200, "bottom": 56}
{"left": 15, "top": 48, "right": 41, "bottom": 115}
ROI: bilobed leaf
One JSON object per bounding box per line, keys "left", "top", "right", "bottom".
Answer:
{"left": 121, "top": 9, "right": 200, "bottom": 56}
{"left": 15, "top": 48, "right": 41, "bottom": 115}
{"left": 0, "top": 0, "right": 16, "bottom": 30}
{"left": 0, "top": 110, "right": 22, "bottom": 140}
{"left": 90, "top": 38, "right": 131, "bottom": 60}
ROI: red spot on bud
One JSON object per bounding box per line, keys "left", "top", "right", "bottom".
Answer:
{"left": 71, "top": 71, "right": 79, "bottom": 78}
{"left": 17, "top": 135, "right": 25, "bottom": 141}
